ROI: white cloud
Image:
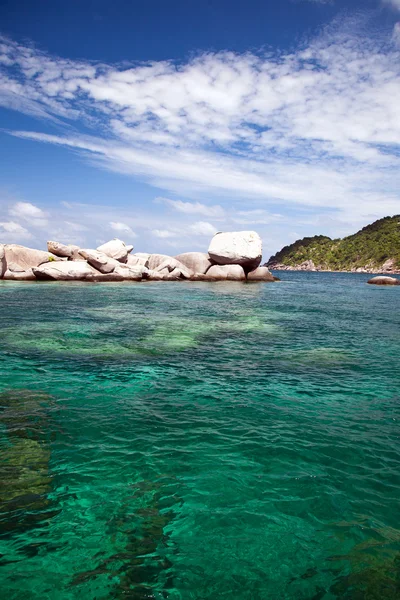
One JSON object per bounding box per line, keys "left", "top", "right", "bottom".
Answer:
{"left": 157, "top": 197, "right": 225, "bottom": 218}
{"left": 9, "top": 201, "right": 48, "bottom": 227}
{"left": 189, "top": 221, "right": 218, "bottom": 236}
{"left": 110, "top": 221, "right": 134, "bottom": 234}
{"left": 0, "top": 221, "right": 29, "bottom": 234}
{"left": 152, "top": 229, "right": 177, "bottom": 238}
{"left": 1, "top": 17, "right": 400, "bottom": 241}
{"left": 382, "top": 0, "right": 400, "bottom": 10}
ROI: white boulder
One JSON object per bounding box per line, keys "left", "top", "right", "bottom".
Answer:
{"left": 127, "top": 253, "right": 150, "bottom": 268}
{"left": 174, "top": 252, "right": 212, "bottom": 275}
{"left": 154, "top": 258, "right": 193, "bottom": 279}
{"left": 208, "top": 231, "right": 262, "bottom": 270}
{"left": 4, "top": 244, "right": 61, "bottom": 271}
{"left": 114, "top": 265, "right": 148, "bottom": 280}
{"left": 147, "top": 254, "right": 174, "bottom": 270}
{"left": 47, "top": 241, "right": 80, "bottom": 258}
{"left": 0, "top": 244, "right": 5, "bottom": 278}
{"left": 79, "top": 249, "right": 120, "bottom": 274}
{"left": 32, "top": 261, "right": 96, "bottom": 280}
{"left": 247, "top": 267, "right": 275, "bottom": 282}
{"left": 206, "top": 264, "right": 246, "bottom": 281}
{"left": 96, "top": 238, "right": 132, "bottom": 263}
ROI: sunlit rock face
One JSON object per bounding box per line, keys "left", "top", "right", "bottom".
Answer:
{"left": 208, "top": 231, "right": 262, "bottom": 271}
{"left": 247, "top": 267, "right": 275, "bottom": 282}
{"left": 96, "top": 238, "right": 133, "bottom": 263}
{"left": 174, "top": 252, "right": 212, "bottom": 275}
{"left": 206, "top": 264, "right": 246, "bottom": 281}
{"left": 47, "top": 241, "right": 80, "bottom": 258}
{"left": 32, "top": 260, "right": 97, "bottom": 280}
{"left": 79, "top": 249, "right": 121, "bottom": 274}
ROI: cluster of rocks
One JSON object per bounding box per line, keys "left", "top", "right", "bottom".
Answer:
{"left": 0, "top": 231, "right": 278, "bottom": 283}
{"left": 367, "top": 276, "right": 400, "bottom": 286}
{"left": 267, "top": 258, "right": 400, "bottom": 274}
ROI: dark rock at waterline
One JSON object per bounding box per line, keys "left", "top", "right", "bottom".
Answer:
{"left": 367, "top": 276, "right": 400, "bottom": 285}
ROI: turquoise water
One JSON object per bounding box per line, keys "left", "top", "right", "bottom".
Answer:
{"left": 0, "top": 272, "right": 400, "bottom": 599}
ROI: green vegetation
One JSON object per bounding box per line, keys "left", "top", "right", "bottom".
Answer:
{"left": 267, "top": 215, "right": 400, "bottom": 271}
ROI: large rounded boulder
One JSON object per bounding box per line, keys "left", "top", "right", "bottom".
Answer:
{"left": 247, "top": 266, "right": 275, "bottom": 282}
{"left": 32, "top": 261, "right": 97, "bottom": 281}
{"left": 367, "top": 276, "right": 400, "bottom": 285}
{"left": 96, "top": 239, "right": 133, "bottom": 263}
{"left": 47, "top": 241, "right": 80, "bottom": 258}
{"left": 174, "top": 252, "right": 212, "bottom": 275}
{"left": 206, "top": 264, "right": 246, "bottom": 281}
{"left": 208, "top": 231, "right": 262, "bottom": 271}
{"left": 4, "top": 244, "right": 62, "bottom": 271}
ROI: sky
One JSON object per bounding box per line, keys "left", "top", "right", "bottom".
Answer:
{"left": 1, "top": 0, "right": 400, "bottom": 259}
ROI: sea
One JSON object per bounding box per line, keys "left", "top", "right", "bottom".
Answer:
{"left": 1, "top": 272, "right": 400, "bottom": 599}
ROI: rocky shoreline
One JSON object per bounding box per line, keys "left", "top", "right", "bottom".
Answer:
{"left": 267, "top": 259, "right": 400, "bottom": 274}
{"left": 0, "top": 231, "right": 279, "bottom": 283}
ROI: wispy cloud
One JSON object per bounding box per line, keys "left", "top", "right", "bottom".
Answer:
{"left": 1, "top": 14, "right": 400, "bottom": 245}
{"left": 156, "top": 197, "right": 225, "bottom": 218}
{"left": 382, "top": 0, "right": 400, "bottom": 11}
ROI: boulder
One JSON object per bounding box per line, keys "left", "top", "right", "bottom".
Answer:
{"left": 174, "top": 252, "right": 212, "bottom": 275}
{"left": 127, "top": 253, "right": 150, "bottom": 268}
{"left": 206, "top": 264, "right": 246, "bottom": 281}
{"left": 154, "top": 258, "right": 193, "bottom": 279}
{"left": 4, "top": 244, "right": 61, "bottom": 271}
{"left": 79, "top": 249, "right": 120, "bottom": 274}
{"left": 146, "top": 270, "right": 166, "bottom": 281}
{"left": 96, "top": 238, "right": 132, "bottom": 263}
{"left": 3, "top": 268, "right": 36, "bottom": 281}
{"left": 208, "top": 231, "right": 262, "bottom": 270}
{"left": 147, "top": 254, "right": 173, "bottom": 270}
{"left": 47, "top": 241, "right": 80, "bottom": 258}
{"left": 114, "top": 265, "right": 148, "bottom": 281}
{"left": 367, "top": 276, "right": 400, "bottom": 286}
{"left": 32, "top": 261, "right": 97, "bottom": 281}
{"left": 247, "top": 267, "right": 275, "bottom": 282}
{"left": 0, "top": 244, "right": 6, "bottom": 278}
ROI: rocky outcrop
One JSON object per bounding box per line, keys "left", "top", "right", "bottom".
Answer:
{"left": 47, "top": 241, "right": 80, "bottom": 258}
{"left": 127, "top": 253, "right": 150, "bottom": 267}
{"left": 3, "top": 267, "right": 36, "bottom": 280}
{"left": 4, "top": 244, "right": 61, "bottom": 271}
{"left": 96, "top": 239, "right": 133, "bottom": 263}
{"left": 206, "top": 264, "right": 246, "bottom": 281}
{"left": 174, "top": 252, "right": 212, "bottom": 275}
{"left": 367, "top": 276, "right": 400, "bottom": 285}
{"left": 247, "top": 267, "right": 275, "bottom": 281}
{"left": 79, "top": 249, "right": 121, "bottom": 274}
{"left": 0, "top": 244, "right": 5, "bottom": 278}
{"left": 32, "top": 261, "right": 96, "bottom": 281}
{"left": 154, "top": 258, "right": 193, "bottom": 279}
{"left": 208, "top": 231, "right": 262, "bottom": 271}
{"left": 147, "top": 254, "right": 173, "bottom": 270}
{"left": 114, "top": 265, "right": 148, "bottom": 280}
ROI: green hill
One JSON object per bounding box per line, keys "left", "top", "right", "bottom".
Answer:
{"left": 267, "top": 215, "right": 400, "bottom": 272}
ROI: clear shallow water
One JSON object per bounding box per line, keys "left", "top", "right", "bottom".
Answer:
{"left": 0, "top": 272, "right": 399, "bottom": 600}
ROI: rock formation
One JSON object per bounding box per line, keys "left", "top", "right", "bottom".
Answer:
{"left": 174, "top": 252, "right": 212, "bottom": 275}
{"left": 0, "top": 232, "right": 279, "bottom": 284}
{"left": 208, "top": 231, "right": 262, "bottom": 271}
{"left": 97, "top": 238, "right": 132, "bottom": 263}
{"left": 367, "top": 276, "right": 400, "bottom": 285}
{"left": 206, "top": 264, "right": 246, "bottom": 280}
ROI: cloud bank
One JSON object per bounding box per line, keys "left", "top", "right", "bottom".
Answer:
{"left": 1, "top": 12, "right": 400, "bottom": 254}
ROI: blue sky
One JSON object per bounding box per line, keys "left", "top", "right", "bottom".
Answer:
{"left": 1, "top": 0, "right": 400, "bottom": 258}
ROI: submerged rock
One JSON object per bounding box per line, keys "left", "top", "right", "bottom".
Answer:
{"left": 32, "top": 260, "right": 97, "bottom": 280}
{"left": 206, "top": 264, "right": 246, "bottom": 280}
{"left": 174, "top": 252, "right": 212, "bottom": 275}
{"left": 367, "top": 276, "right": 400, "bottom": 285}
{"left": 208, "top": 231, "right": 262, "bottom": 270}
{"left": 97, "top": 238, "right": 133, "bottom": 263}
